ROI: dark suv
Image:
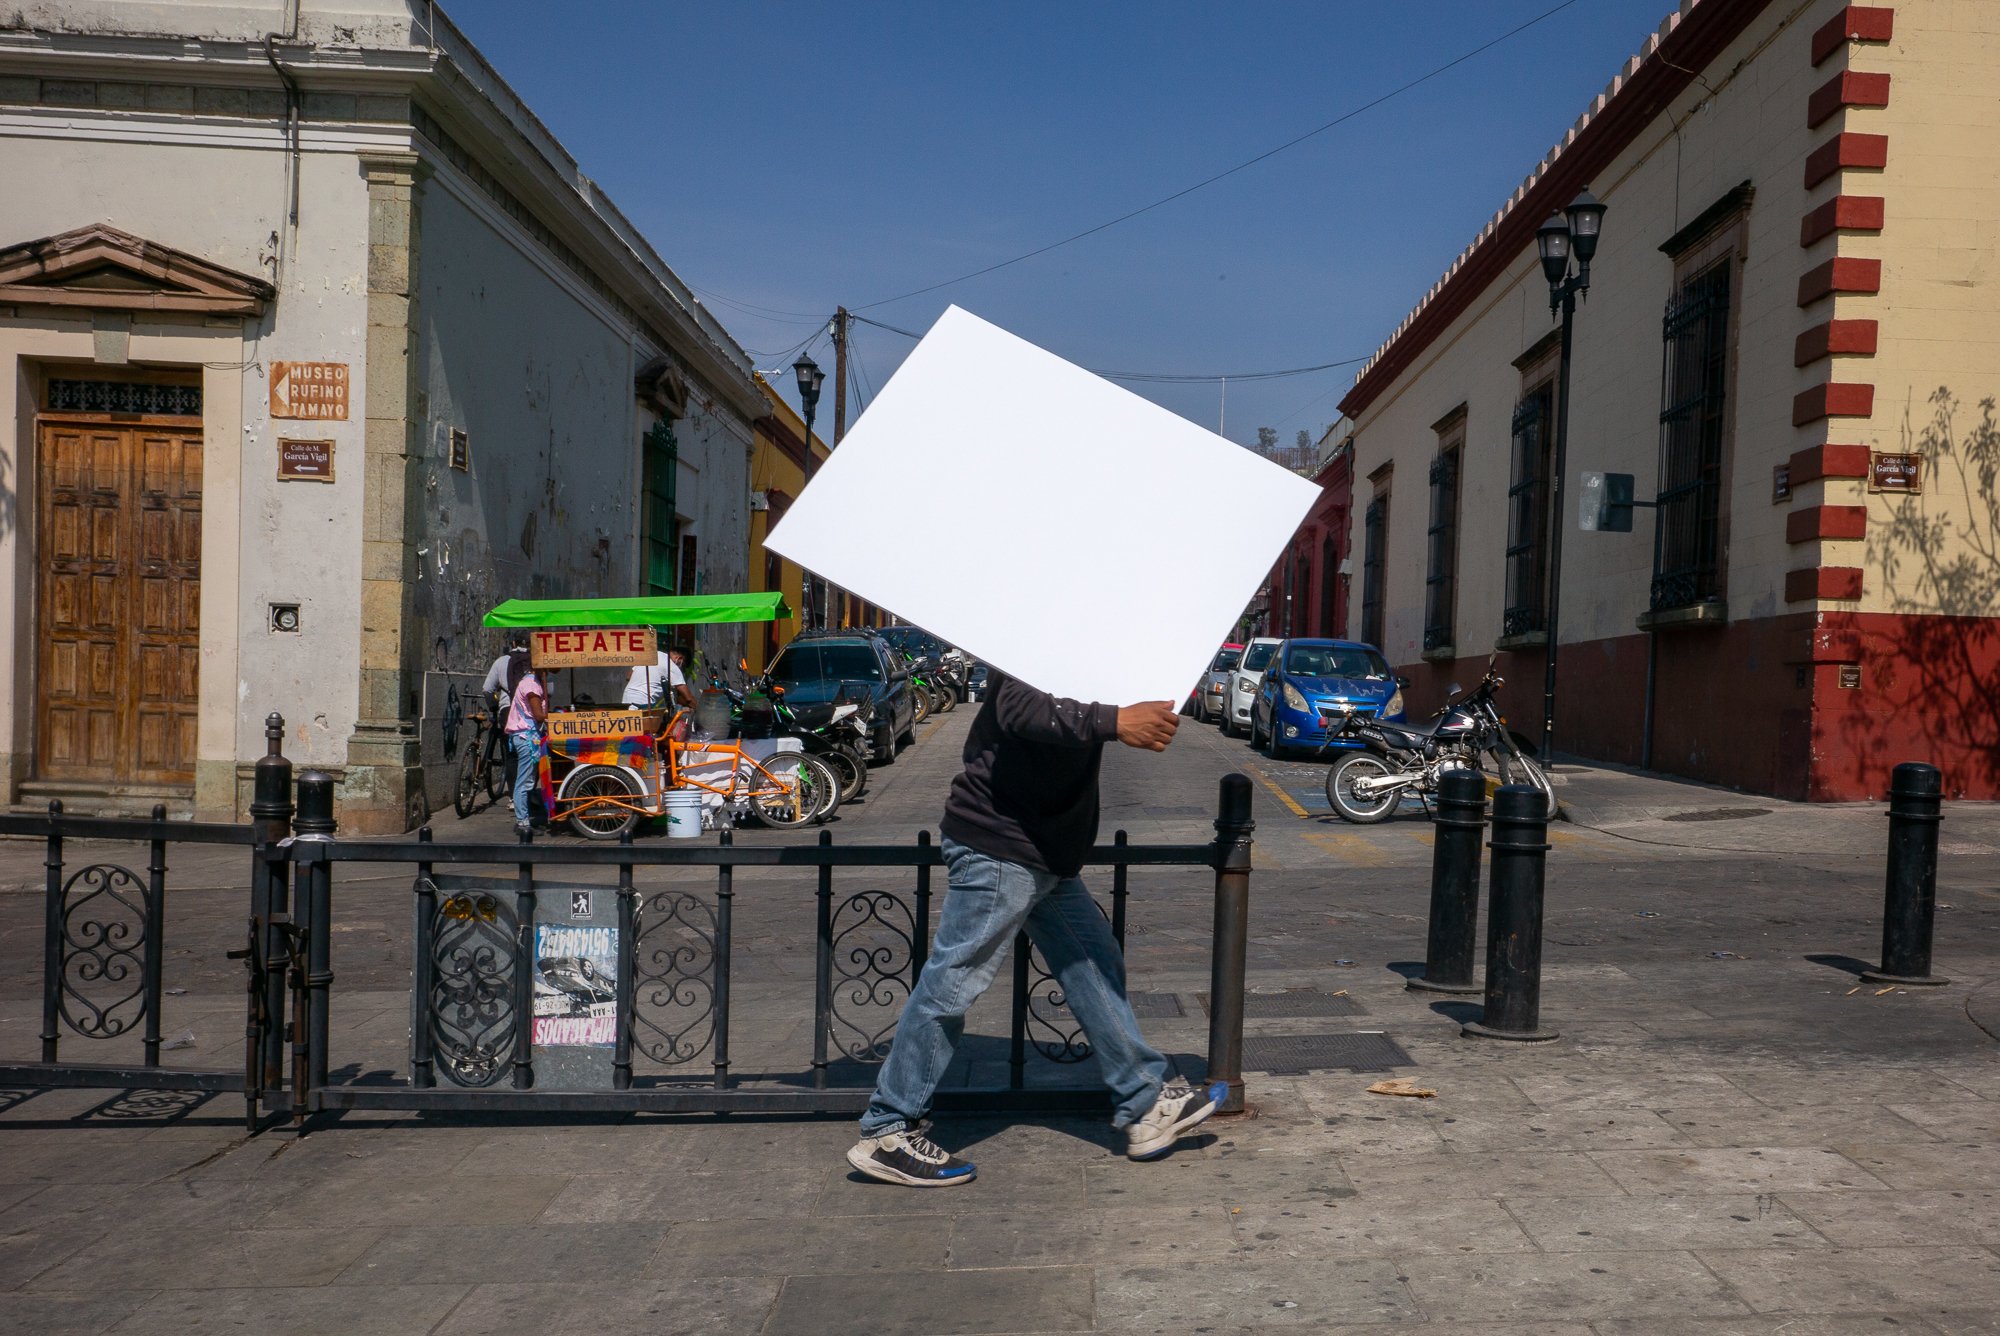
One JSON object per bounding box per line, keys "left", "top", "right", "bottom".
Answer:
{"left": 765, "top": 631, "right": 917, "bottom": 763}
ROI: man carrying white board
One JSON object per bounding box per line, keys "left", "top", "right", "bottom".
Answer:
{"left": 846, "top": 671, "right": 1226, "bottom": 1187}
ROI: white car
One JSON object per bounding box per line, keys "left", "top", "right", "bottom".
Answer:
{"left": 1221, "top": 637, "right": 1282, "bottom": 738}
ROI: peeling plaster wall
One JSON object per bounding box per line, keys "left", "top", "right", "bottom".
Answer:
{"left": 0, "top": 130, "right": 371, "bottom": 808}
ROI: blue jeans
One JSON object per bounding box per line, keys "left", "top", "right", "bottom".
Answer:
{"left": 860, "top": 838, "right": 1170, "bottom": 1135}
{"left": 509, "top": 731, "right": 540, "bottom": 825}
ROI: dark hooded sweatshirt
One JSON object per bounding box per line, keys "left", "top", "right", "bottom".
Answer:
{"left": 939, "top": 671, "right": 1120, "bottom": 877}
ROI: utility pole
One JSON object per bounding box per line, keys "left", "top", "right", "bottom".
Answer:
{"left": 832, "top": 306, "right": 850, "bottom": 444}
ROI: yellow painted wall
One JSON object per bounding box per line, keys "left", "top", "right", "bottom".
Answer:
{"left": 746, "top": 376, "right": 830, "bottom": 675}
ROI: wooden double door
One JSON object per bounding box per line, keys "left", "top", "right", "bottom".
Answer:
{"left": 37, "top": 421, "right": 202, "bottom": 786}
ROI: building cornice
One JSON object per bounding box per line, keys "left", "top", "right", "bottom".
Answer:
{"left": 1338, "top": 0, "right": 1779, "bottom": 421}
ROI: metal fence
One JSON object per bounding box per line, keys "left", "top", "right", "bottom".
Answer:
{"left": 2, "top": 714, "right": 1255, "bottom": 1129}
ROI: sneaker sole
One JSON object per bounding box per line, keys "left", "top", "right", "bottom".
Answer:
{"left": 845, "top": 1145, "right": 976, "bottom": 1188}
{"left": 1126, "top": 1094, "right": 1221, "bottom": 1161}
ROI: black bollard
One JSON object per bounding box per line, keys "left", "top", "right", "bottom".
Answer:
{"left": 1462, "top": 784, "right": 1559, "bottom": 1042}
{"left": 1206, "top": 773, "right": 1254, "bottom": 1115}
{"left": 1862, "top": 762, "right": 1948, "bottom": 987}
{"left": 1409, "top": 769, "right": 1486, "bottom": 994}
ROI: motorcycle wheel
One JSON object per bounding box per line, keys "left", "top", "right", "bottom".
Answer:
{"left": 1486, "top": 745, "right": 1559, "bottom": 820}
{"left": 936, "top": 685, "right": 956, "bottom": 714}
{"left": 1326, "top": 752, "right": 1401, "bottom": 824}
{"left": 910, "top": 688, "right": 931, "bottom": 727}
{"left": 564, "top": 765, "right": 641, "bottom": 841}
{"left": 823, "top": 744, "right": 867, "bottom": 803}
{"left": 452, "top": 741, "right": 482, "bottom": 820}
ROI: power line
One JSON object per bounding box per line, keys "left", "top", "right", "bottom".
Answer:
{"left": 853, "top": 0, "right": 1583, "bottom": 312}
{"left": 852, "top": 311, "right": 1364, "bottom": 384}
{"left": 689, "top": 284, "right": 825, "bottom": 324}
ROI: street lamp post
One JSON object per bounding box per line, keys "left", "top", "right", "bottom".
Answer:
{"left": 1532, "top": 189, "right": 1607, "bottom": 765}
{"left": 792, "top": 354, "right": 826, "bottom": 629}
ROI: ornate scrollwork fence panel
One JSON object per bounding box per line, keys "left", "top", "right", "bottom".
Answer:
{"left": 826, "top": 889, "right": 920, "bottom": 1063}
{"left": 428, "top": 887, "right": 517, "bottom": 1088}
{"left": 54, "top": 863, "right": 152, "bottom": 1042}
{"left": 632, "top": 889, "right": 719, "bottom": 1067}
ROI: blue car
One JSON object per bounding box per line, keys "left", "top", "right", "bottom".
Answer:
{"left": 1248, "top": 639, "right": 1407, "bottom": 759}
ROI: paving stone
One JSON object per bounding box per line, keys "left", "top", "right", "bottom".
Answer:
{"left": 1698, "top": 1246, "right": 2000, "bottom": 1314}
{"left": 1590, "top": 1148, "right": 1890, "bottom": 1194}
{"left": 0, "top": 1290, "right": 154, "bottom": 1335}
{"left": 1426, "top": 1106, "right": 1690, "bottom": 1152}
{"left": 1657, "top": 1104, "right": 1940, "bottom": 1149}
{"left": 1228, "top": 1195, "right": 1534, "bottom": 1257}
{"left": 1224, "top": 1107, "right": 1449, "bottom": 1157}
{"left": 1398, "top": 1250, "right": 1751, "bottom": 1321}
{"left": 764, "top": 1267, "right": 1091, "bottom": 1335}
{"left": 0, "top": 1226, "right": 102, "bottom": 1290}
{"left": 256, "top": 1172, "right": 568, "bottom": 1227}
{"left": 1885, "top": 1101, "right": 2000, "bottom": 1140}
{"left": 538, "top": 1166, "right": 823, "bottom": 1223}
{"left": 1592, "top": 1318, "right": 1947, "bottom": 1335}
{"left": 653, "top": 1214, "right": 949, "bottom": 1277}
{"left": 1338, "top": 1149, "right": 1626, "bottom": 1200}
{"left": 949, "top": 1205, "right": 1236, "bottom": 1268}
{"left": 1095, "top": 1255, "right": 1420, "bottom": 1328}
{"left": 336, "top": 1222, "right": 669, "bottom": 1285}
{"left": 108, "top": 1283, "right": 469, "bottom": 1334}
{"left": 34, "top": 1226, "right": 377, "bottom": 1291}
{"left": 1085, "top": 1150, "right": 1354, "bottom": 1210}
{"left": 819, "top": 1157, "right": 1084, "bottom": 1216}
{"left": 1738, "top": 1071, "right": 1991, "bottom": 1108}
{"left": 1504, "top": 1193, "right": 1831, "bottom": 1251}
{"left": 1828, "top": 1143, "right": 2000, "bottom": 1191}
{"left": 1778, "top": 1188, "right": 2000, "bottom": 1247}
{"left": 433, "top": 1277, "right": 779, "bottom": 1335}
{"left": 1508, "top": 1071, "right": 1767, "bottom": 1111}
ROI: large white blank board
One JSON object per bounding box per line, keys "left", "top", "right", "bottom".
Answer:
{"left": 764, "top": 306, "right": 1322, "bottom": 706}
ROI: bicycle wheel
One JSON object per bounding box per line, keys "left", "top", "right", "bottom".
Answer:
{"left": 564, "top": 765, "right": 642, "bottom": 841}
{"left": 453, "top": 741, "right": 481, "bottom": 819}
{"left": 485, "top": 733, "right": 509, "bottom": 801}
{"left": 745, "top": 754, "right": 815, "bottom": 828}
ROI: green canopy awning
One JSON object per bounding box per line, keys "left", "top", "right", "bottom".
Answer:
{"left": 483, "top": 592, "right": 792, "bottom": 628}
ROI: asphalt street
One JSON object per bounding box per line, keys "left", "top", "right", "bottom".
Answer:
{"left": 3, "top": 701, "right": 1999, "bottom": 1334}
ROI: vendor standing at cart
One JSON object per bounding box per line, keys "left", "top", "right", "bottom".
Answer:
{"left": 505, "top": 658, "right": 552, "bottom": 841}
{"left": 621, "top": 630, "right": 695, "bottom": 712}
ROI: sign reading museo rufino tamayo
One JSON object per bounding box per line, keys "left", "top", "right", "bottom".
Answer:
{"left": 269, "top": 361, "right": 349, "bottom": 420}
{"left": 764, "top": 306, "right": 1320, "bottom": 706}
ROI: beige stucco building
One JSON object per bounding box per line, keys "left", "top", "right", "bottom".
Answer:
{"left": 1338, "top": 0, "right": 1998, "bottom": 800}
{"left": 0, "top": 1, "right": 762, "bottom": 830}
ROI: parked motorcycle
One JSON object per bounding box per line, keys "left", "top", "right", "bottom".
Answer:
{"left": 1320, "top": 658, "right": 1556, "bottom": 824}
{"left": 713, "top": 672, "right": 870, "bottom": 810}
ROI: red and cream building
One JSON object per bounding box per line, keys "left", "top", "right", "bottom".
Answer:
{"left": 1338, "top": 0, "right": 1997, "bottom": 801}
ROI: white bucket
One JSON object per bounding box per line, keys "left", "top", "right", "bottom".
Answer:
{"left": 663, "top": 788, "right": 705, "bottom": 840}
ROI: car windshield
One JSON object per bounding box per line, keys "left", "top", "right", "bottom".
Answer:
{"left": 1211, "top": 649, "right": 1241, "bottom": 672}
{"left": 1284, "top": 645, "right": 1390, "bottom": 679}
{"left": 1242, "top": 643, "right": 1277, "bottom": 672}
{"left": 770, "top": 643, "right": 882, "bottom": 683}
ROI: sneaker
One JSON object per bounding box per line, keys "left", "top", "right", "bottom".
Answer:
{"left": 1126, "top": 1078, "right": 1227, "bottom": 1160}
{"left": 845, "top": 1127, "right": 976, "bottom": 1188}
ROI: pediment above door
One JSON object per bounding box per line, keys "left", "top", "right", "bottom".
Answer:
{"left": 0, "top": 223, "right": 274, "bottom": 317}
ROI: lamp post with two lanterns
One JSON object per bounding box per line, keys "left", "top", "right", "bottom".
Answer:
{"left": 792, "top": 354, "right": 826, "bottom": 629}
{"left": 1531, "top": 188, "right": 1607, "bottom": 766}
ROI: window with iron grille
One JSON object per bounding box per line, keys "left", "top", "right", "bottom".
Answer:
{"left": 1504, "top": 384, "right": 1555, "bottom": 638}
{"left": 1652, "top": 258, "right": 1731, "bottom": 611}
{"left": 1360, "top": 494, "right": 1387, "bottom": 649}
{"left": 642, "top": 420, "right": 679, "bottom": 596}
{"left": 1423, "top": 438, "right": 1461, "bottom": 652}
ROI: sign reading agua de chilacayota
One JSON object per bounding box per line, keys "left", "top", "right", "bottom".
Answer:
{"left": 530, "top": 626, "right": 656, "bottom": 669}
{"left": 545, "top": 710, "right": 655, "bottom": 743}
{"left": 269, "top": 361, "right": 350, "bottom": 420}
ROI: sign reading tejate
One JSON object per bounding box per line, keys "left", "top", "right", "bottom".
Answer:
{"left": 529, "top": 627, "right": 655, "bottom": 668}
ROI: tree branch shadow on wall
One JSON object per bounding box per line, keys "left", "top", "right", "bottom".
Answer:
{"left": 1847, "top": 387, "right": 2000, "bottom": 796}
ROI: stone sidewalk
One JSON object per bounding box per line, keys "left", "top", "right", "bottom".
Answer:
{"left": 4, "top": 708, "right": 1999, "bottom": 1333}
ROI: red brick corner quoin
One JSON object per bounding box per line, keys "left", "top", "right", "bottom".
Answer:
{"left": 1800, "top": 195, "right": 1885, "bottom": 247}
{"left": 1806, "top": 70, "right": 1891, "bottom": 128}
{"left": 1804, "top": 132, "right": 1888, "bottom": 189}
{"left": 1793, "top": 383, "right": 1875, "bottom": 426}
{"left": 1811, "top": 5, "right": 1895, "bottom": 67}
{"left": 1786, "top": 566, "right": 1864, "bottom": 602}
{"left": 1786, "top": 504, "right": 1868, "bottom": 544}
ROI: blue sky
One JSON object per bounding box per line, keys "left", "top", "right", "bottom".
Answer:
{"left": 450, "top": 0, "right": 1674, "bottom": 446}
